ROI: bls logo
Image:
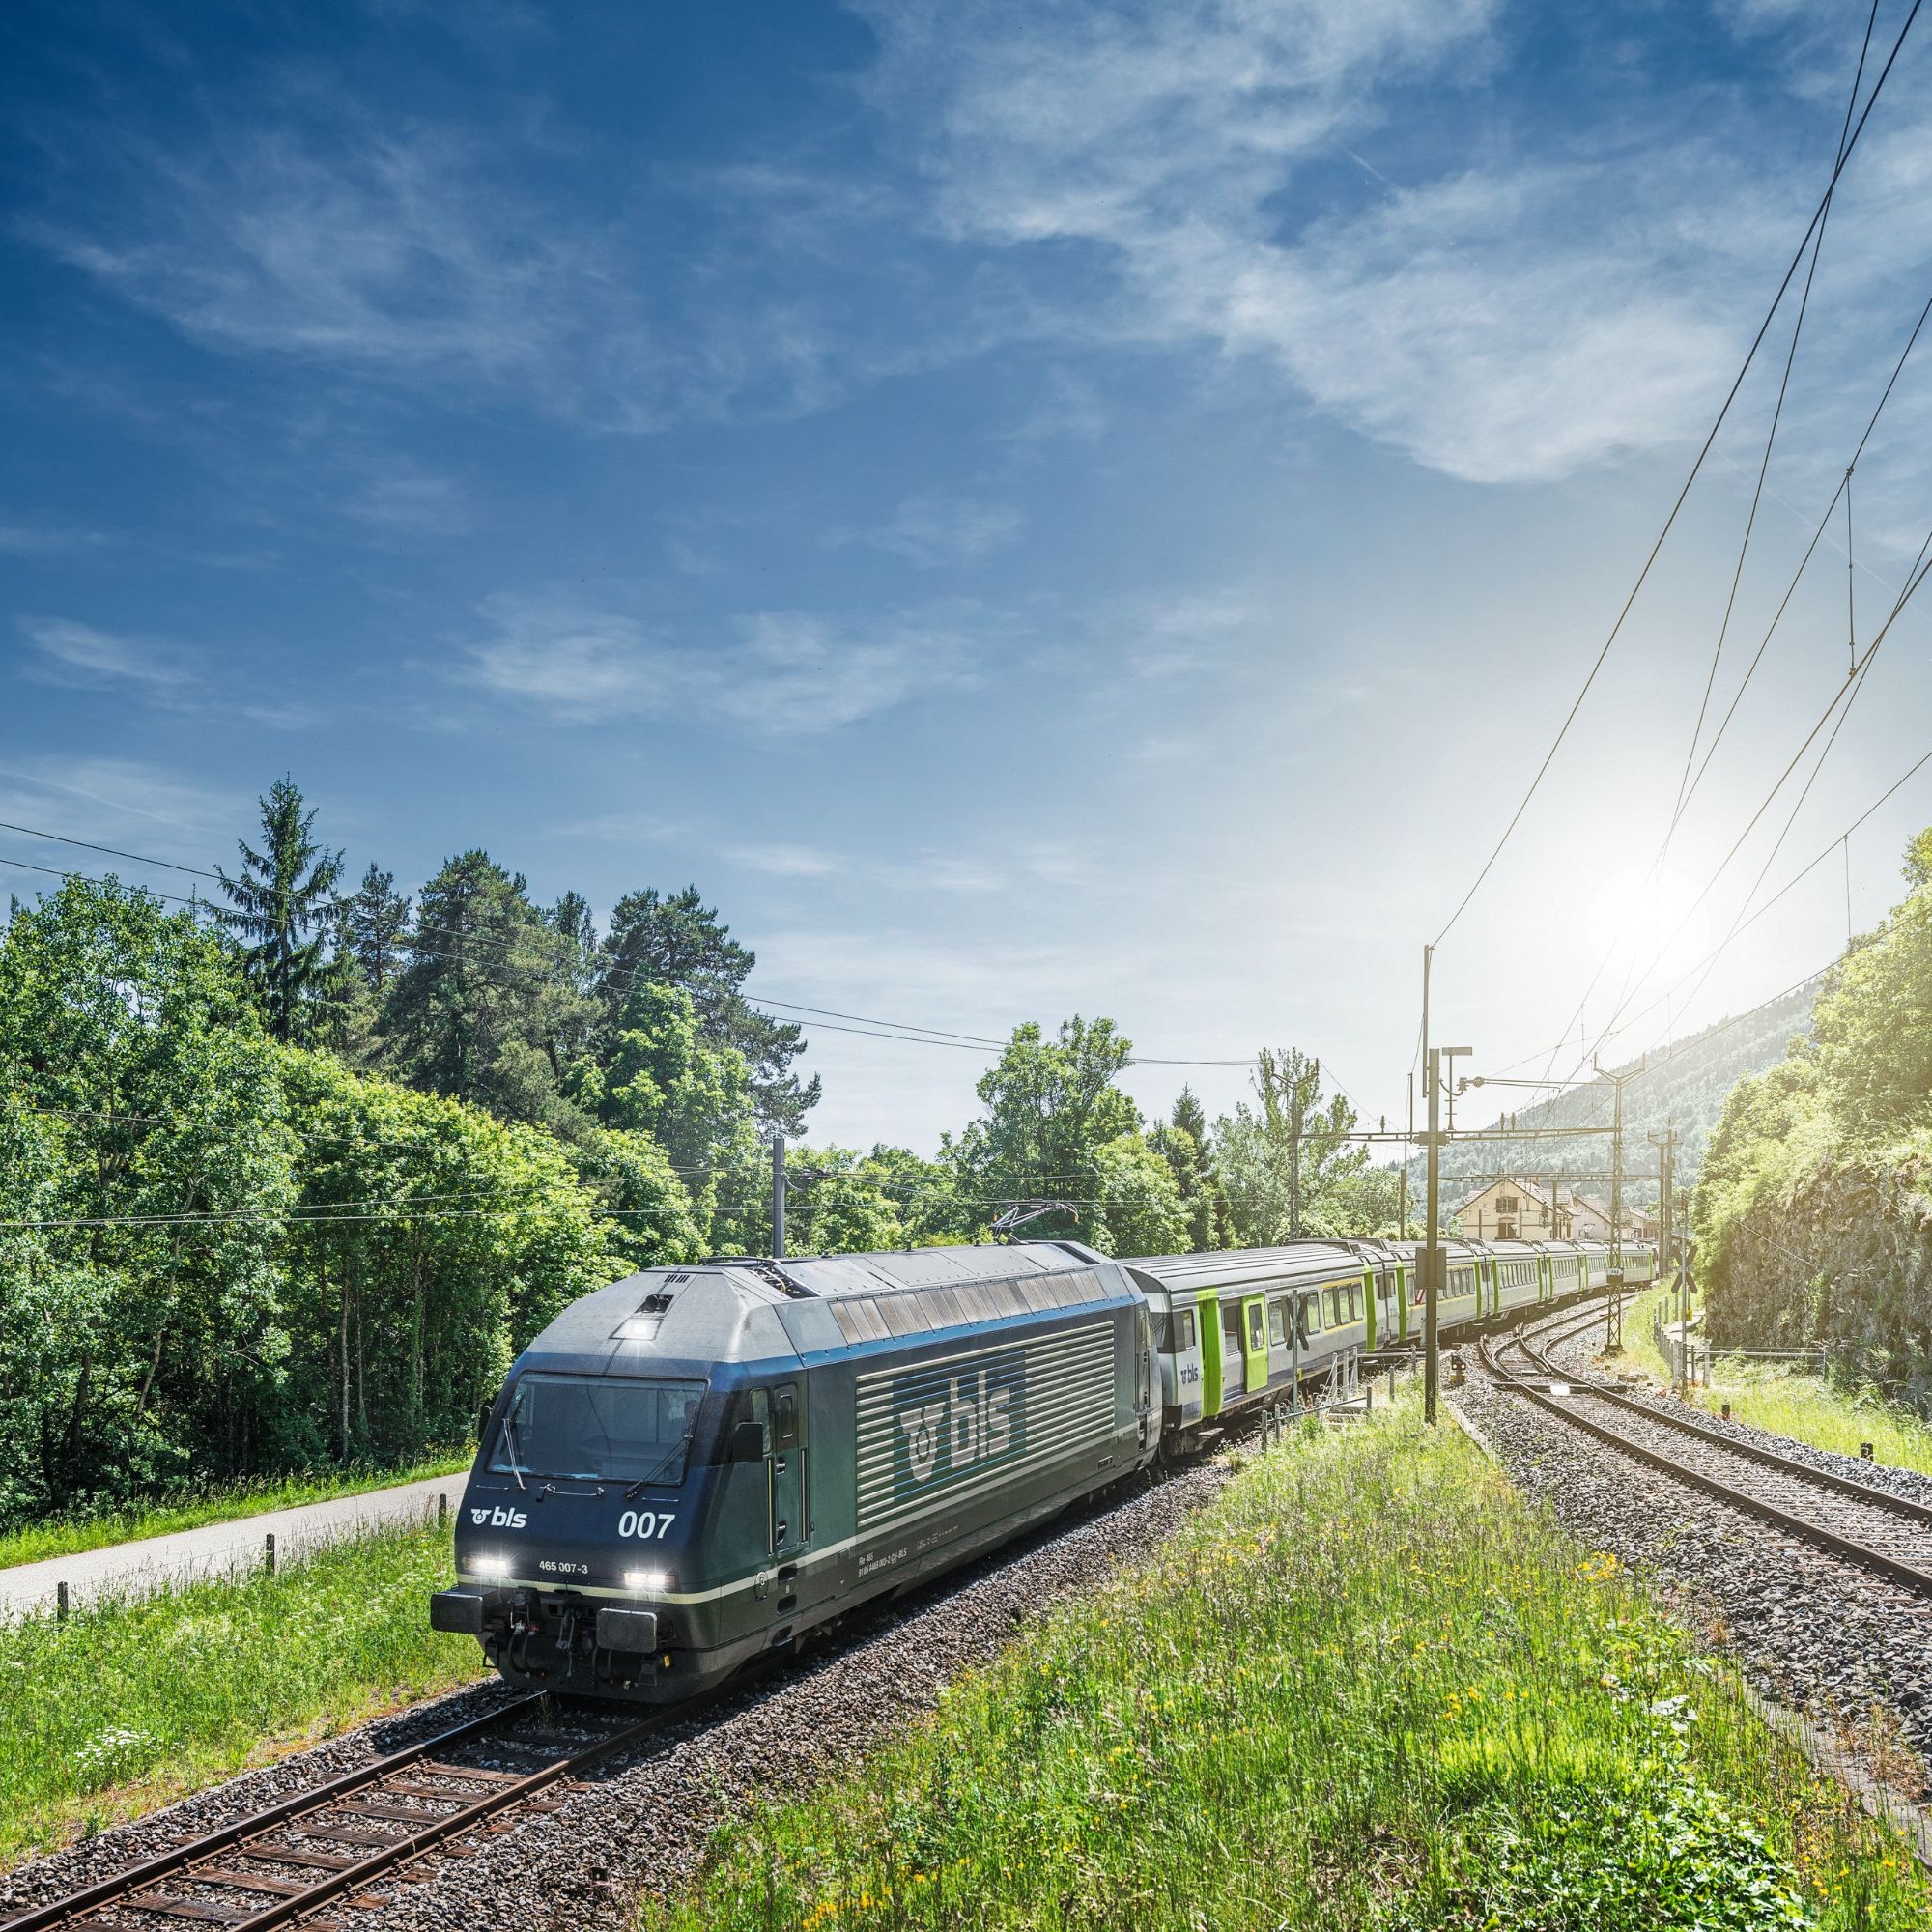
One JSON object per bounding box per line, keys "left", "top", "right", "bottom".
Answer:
{"left": 469, "top": 1505, "right": 527, "bottom": 1528}
{"left": 897, "top": 1366, "right": 1017, "bottom": 1487}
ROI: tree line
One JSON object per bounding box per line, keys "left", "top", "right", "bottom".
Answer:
{"left": 0, "top": 777, "right": 1400, "bottom": 1525}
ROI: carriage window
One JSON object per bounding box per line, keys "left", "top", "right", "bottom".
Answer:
{"left": 1299, "top": 1292, "right": 1321, "bottom": 1343}
{"left": 1247, "top": 1302, "right": 1264, "bottom": 1351}
{"left": 1267, "top": 1299, "right": 1286, "bottom": 1347}
{"left": 1350, "top": 1283, "right": 1363, "bottom": 1321}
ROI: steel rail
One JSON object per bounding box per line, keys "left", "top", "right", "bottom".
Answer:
{"left": 1481, "top": 1325, "right": 1932, "bottom": 1597}
{"left": 0, "top": 1693, "right": 671, "bottom": 1932}
{"left": 1509, "top": 1311, "right": 1932, "bottom": 1530}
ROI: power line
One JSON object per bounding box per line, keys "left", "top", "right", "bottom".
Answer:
{"left": 1587, "top": 743, "right": 1932, "bottom": 1059}
{"left": 1432, "top": 0, "right": 1925, "bottom": 949}
{"left": 1663, "top": 0, "right": 1878, "bottom": 852}
{"left": 1579, "top": 523, "right": 1932, "bottom": 1065}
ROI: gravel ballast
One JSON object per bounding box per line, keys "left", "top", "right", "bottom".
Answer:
{"left": 1463, "top": 1319, "right": 1932, "bottom": 1786}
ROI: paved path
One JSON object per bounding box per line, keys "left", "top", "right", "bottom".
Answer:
{"left": 0, "top": 1474, "right": 463, "bottom": 1619}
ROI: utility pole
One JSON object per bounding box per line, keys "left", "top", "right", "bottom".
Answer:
{"left": 1593, "top": 1056, "right": 1647, "bottom": 1353}
{"left": 1286, "top": 1055, "right": 1319, "bottom": 1239}
{"left": 1401, "top": 1069, "right": 1413, "bottom": 1240}
{"left": 1648, "top": 1124, "right": 1679, "bottom": 1390}
{"left": 1430, "top": 997, "right": 1468, "bottom": 1437}
{"left": 770, "top": 1134, "right": 786, "bottom": 1260}
{"left": 1421, "top": 946, "right": 1433, "bottom": 1415}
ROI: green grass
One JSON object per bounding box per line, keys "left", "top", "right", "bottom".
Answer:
{"left": 0, "top": 1455, "right": 474, "bottom": 1571}
{"left": 1625, "top": 1284, "right": 1932, "bottom": 1479}
{"left": 0, "top": 1518, "right": 486, "bottom": 1868}
{"left": 639, "top": 1406, "right": 1932, "bottom": 1931}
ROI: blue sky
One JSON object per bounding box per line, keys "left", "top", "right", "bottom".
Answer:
{"left": 6, "top": 0, "right": 1932, "bottom": 1151}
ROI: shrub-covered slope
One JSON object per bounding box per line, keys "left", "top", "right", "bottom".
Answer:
{"left": 1696, "top": 831, "right": 1932, "bottom": 1407}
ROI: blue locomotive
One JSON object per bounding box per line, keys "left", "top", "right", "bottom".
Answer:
{"left": 431, "top": 1240, "right": 1156, "bottom": 1700}
{"left": 430, "top": 1233, "right": 1650, "bottom": 1701}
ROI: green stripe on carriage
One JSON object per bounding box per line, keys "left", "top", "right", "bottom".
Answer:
{"left": 1198, "top": 1291, "right": 1224, "bottom": 1418}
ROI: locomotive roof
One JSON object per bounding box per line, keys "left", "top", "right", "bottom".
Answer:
{"left": 730, "top": 1239, "right": 1107, "bottom": 1300}
{"left": 515, "top": 1240, "right": 1118, "bottom": 1379}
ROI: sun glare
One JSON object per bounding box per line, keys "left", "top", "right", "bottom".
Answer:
{"left": 1582, "top": 861, "right": 1714, "bottom": 972}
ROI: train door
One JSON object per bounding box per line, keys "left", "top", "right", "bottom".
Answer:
{"left": 1241, "top": 1295, "right": 1267, "bottom": 1396}
{"left": 1361, "top": 1268, "right": 1378, "bottom": 1350}
{"left": 1221, "top": 1302, "right": 1247, "bottom": 1395}
{"left": 769, "top": 1381, "right": 805, "bottom": 1558}
{"left": 1198, "top": 1292, "right": 1225, "bottom": 1418}
{"left": 1396, "top": 1264, "right": 1410, "bottom": 1343}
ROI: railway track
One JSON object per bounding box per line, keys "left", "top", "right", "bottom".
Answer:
{"left": 1482, "top": 1303, "right": 1932, "bottom": 1597}
{"left": 0, "top": 1694, "right": 677, "bottom": 1932}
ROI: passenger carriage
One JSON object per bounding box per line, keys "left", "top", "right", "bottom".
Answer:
{"left": 1122, "top": 1241, "right": 1385, "bottom": 1440}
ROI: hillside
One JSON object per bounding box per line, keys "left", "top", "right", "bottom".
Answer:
{"left": 1435, "top": 978, "right": 1821, "bottom": 1206}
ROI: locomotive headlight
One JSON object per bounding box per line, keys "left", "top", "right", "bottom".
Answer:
{"left": 624, "top": 1567, "right": 672, "bottom": 1593}
{"left": 470, "top": 1554, "right": 511, "bottom": 1580}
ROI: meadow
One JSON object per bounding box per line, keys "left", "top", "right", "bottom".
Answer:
{"left": 0, "top": 1456, "right": 474, "bottom": 1571}
{"left": 1627, "top": 1283, "right": 1932, "bottom": 1478}
{"left": 639, "top": 1405, "right": 1930, "bottom": 1931}
{"left": 0, "top": 1518, "right": 484, "bottom": 1868}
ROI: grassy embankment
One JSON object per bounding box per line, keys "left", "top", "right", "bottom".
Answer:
{"left": 0, "top": 1518, "right": 484, "bottom": 1869}
{"left": 0, "top": 1456, "right": 474, "bottom": 1571}
{"left": 642, "top": 1405, "right": 1930, "bottom": 1932}
{"left": 1625, "top": 1283, "right": 1932, "bottom": 1478}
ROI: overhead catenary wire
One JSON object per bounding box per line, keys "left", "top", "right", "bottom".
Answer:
{"left": 1662, "top": 0, "right": 1879, "bottom": 854}
{"left": 1582, "top": 742, "right": 1932, "bottom": 1059}
{"left": 1533, "top": 289, "right": 1932, "bottom": 1082}
{"left": 1576, "top": 523, "right": 1932, "bottom": 1069}
{"left": 1431, "top": 0, "right": 1925, "bottom": 951}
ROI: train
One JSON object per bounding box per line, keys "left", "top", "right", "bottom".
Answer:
{"left": 430, "top": 1233, "right": 1655, "bottom": 1702}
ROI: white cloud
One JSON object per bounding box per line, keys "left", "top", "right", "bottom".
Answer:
{"left": 709, "top": 612, "right": 978, "bottom": 732}
{"left": 729, "top": 843, "right": 844, "bottom": 878}
{"left": 30, "top": 118, "right": 842, "bottom": 433}
{"left": 549, "top": 810, "right": 683, "bottom": 844}
{"left": 0, "top": 754, "right": 241, "bottom": 852}
{"left": 839, "top": 492, "right": 1022, "bottom": 567}
{"left": 341, "top": 464, "right": 468, "bottom": 535}
{"left": 848, "top": 0, "right": 1890, "bottom": 484}
{"left": 460, "top": 595, "right": 980, "bottom": 734}
{"left": 17, "top": 618, "right": 202, "bottom": 690}
{"left": 0, "top": 523, "right": 110, "bottom": 556}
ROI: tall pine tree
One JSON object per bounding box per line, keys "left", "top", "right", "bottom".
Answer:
{"left": 215, "top": 778, "right": 346, "bottom": 1042}
{"left": 348, "top": 863, "right": 412, "bottom": 997}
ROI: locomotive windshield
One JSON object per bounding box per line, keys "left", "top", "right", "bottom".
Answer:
{"left": 489, "top": 1374, "right": 705, "bottom": 1485}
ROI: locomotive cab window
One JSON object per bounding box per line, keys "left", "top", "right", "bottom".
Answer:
{"left": 489, "top": 1373, "right": 704, "bottom": 1486}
